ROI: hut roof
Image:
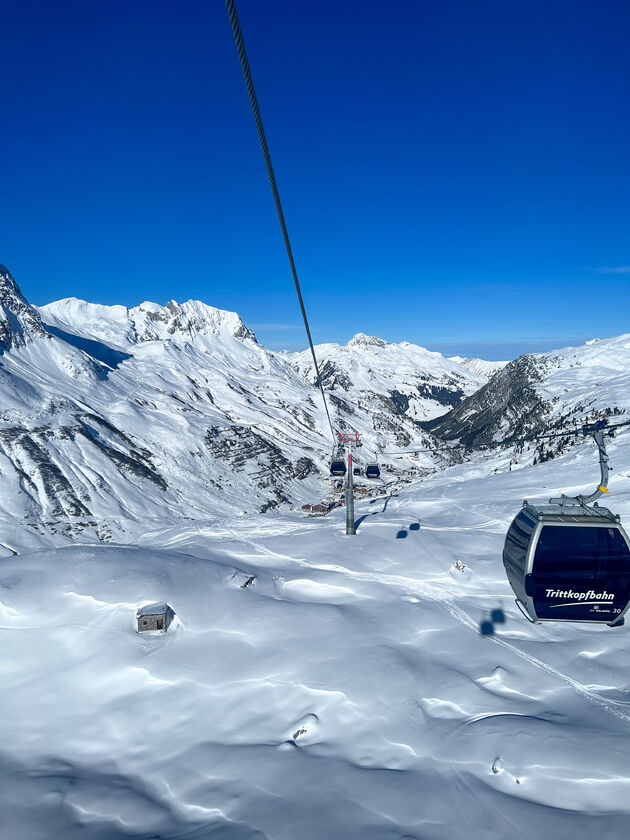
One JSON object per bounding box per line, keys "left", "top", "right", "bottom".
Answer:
{"left": 137, "top": 602, "right": 171, "bottom": 617}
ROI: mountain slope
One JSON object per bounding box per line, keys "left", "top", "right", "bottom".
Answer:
{"left": 0, "top": 269, "right": 332, "bottom": 547}
{"left": 287, "top": 333, "right": 490, "bottom": 458}
{"left": 425, "top": 336, "right": 630, "bottom": 449}
{"left": 39, "top": 303, "right": 493, "bottom": 476}
{"left": 0, "top": 266, "right": 487, "bottom": 550}
{"left": 0, "top": 264, "right": 49, "bottom": 350}
{"left": 5, "top": 262, "right": 629, "bottom": 550}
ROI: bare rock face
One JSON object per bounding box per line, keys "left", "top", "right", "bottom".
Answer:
{"left": 422, "top": 355, "right": 550, "bottom": 446}
{"left": 40, "top": 296, "right": 258, "bottom": 347}
{"left": 316, "top": 360, "right": 353, "bottom": 391}
{"left": 348, "top": 333, "right": 388, "bottom": 348}
{"left": 0, "top": 265, "right": 49, "bottom": 351}
{"left": 137, "top": 299, "right": 258, "bottom": 343}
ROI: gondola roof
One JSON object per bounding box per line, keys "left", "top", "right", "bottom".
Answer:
{"left": 519, "top": 500, "right": 620, "bottom": 524}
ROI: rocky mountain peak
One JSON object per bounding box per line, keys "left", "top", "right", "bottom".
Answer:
{"left": 156, "top": 299, "right": 257, "bottom": 343}
{"left": 348, "top": 333, "right": 388, "bottom": 348}
{"left": 40, "top": 297, "right": 258, "bottom": 347}
{"left": 0, "top": 264, "right": 49, "bottom": 351}
{"left": 0, "top": 264, "right": 28, "bottom": 304}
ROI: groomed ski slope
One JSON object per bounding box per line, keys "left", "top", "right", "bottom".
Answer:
{"left": 3, "top": 437, "right": 630, "bottom": 839}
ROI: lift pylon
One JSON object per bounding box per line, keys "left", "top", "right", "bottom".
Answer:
{"left": 337, "top": 433, "right": 361, "bottom": 535}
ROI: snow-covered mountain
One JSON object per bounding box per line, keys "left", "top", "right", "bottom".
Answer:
{"left": 36, "top": 297, "right": 497, "bottom": 481}
{"left": 0, "top": 264, "right": 496, "bottom": 550}
{"left": 2, "top": 260, "right": 630, "bottom": 552}
{"left": 427, "top": 335, "right": 630, "bottom": 452}
{"left": 41, "top": 296, "right": 256, "bottom": 346}
{"left": 287, "top": 333, "right": 490, "bottom": 458}
{"left": 291, "top": 333, "right": 487, "bottom": 418}
{"left": 0, "top": 265, "right": 332, "bottom": 549}
{"left": 448, "top": 354, "right": 508, "bottom": 378}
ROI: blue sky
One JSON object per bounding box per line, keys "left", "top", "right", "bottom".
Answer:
{"left": 2, "top": 0, "right": 629, "bottom": 360}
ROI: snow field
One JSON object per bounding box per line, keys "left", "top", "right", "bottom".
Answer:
{"left": 3, "top": 437, "right": 630, "bottom": 838}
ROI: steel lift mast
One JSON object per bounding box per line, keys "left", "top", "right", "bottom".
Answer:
{"left": 548, "top": 419, "right": 612, "bottom": 508}
{"left": 338, "top": 433, "right": 361, "bottom": 535}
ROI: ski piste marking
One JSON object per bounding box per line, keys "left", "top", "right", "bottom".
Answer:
{"left": 226, "top": 529, "right": 630, "bottom": 726}
{"left": 331, "top": 566, "right": 630, "bottom": 726}
{"left": 226, "top": 529, "right": 309, "bottom": 564}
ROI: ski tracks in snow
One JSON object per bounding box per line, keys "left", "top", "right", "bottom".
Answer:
{"left": 334, "top": 566, "right": 630, "bottom": 726}
{"left": 224, "top": 526, "right": 630, "bottom": 727}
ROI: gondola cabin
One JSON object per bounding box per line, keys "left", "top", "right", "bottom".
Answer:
{"left": 353, "top": 467, "right": 361, "bottom": 476}
{"left": 503, "top": 502, "right": 630, "bottom": 626}
{"left": 330, "top": 460, "right": 346, "bottom": 477}
{"left": 365, "top": 464, "right": 380, "bottom": 479}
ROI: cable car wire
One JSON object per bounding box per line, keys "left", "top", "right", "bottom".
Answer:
{"left": 225, "top": 5, "right": 629, "bottom": 618}
{"left": 225, "top": 0, "right": 335, "bottom": 441}
{"left": 225, "top": 1, "right": 627, "bottom": 473}
{"left": 384, "top": 417, "right": 630, "bottom": 456}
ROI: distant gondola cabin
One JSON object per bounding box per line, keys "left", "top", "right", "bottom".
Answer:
{"left": 137, "top": 602, "right": 175, "bottom": 633}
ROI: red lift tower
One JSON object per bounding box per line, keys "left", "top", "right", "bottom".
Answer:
{"left": 337, "top": 433, "right": 361, "bottom": 535}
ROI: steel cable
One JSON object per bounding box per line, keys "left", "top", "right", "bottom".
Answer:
{"left": 385, "top": 418, "right": 630, "bottom": 455}
{"left": 225, "top": 0, "right": 335, "bottom": 441}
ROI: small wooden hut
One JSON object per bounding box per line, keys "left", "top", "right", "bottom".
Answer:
{"left": 136, "top": 602, "right": 175, "bottom": 633}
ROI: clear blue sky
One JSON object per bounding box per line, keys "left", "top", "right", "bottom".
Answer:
{"left": 2, "top": 0, "right": 629, "bottom": 359}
